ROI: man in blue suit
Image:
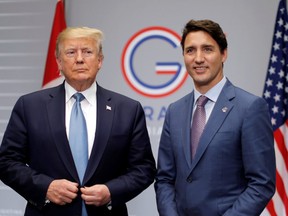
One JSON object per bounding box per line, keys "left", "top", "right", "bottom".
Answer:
{"left": 0, "top": 27, "right": 156, "bottom": 215}
{"left": 155, "top": 19, "right": 276, "bottom": 215}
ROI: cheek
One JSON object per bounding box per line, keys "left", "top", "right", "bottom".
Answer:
{"left": 61, "top": 60, "right": 74, "bottom": 70}
{"left": 88, "top": 60, "right": 101, "bottom": 70}
{"left": 184, "top": 56, "right": 192, "bottom": 65}
{"left": 57, "top": 58, "right": 69, "bottom": 69}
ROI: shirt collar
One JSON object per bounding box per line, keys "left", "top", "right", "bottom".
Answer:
{"left": 65, "top": 81, "right": 97, "bottom": 105}
{"left": 194, "top": 76, "right": 227, "bottom": 105}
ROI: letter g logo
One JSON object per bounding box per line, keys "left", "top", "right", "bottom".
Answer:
{"left": 121, "top": 26, "right": 188, "bottom": 98}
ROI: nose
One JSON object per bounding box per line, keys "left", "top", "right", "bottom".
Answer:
{"left": 76, "top": 50, "right": 84, "bottom": 63}
{"left": 195, "top": 51, "right": 204, "bottom": 63}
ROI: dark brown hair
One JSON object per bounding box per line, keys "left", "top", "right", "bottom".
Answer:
{"left": 181, "top": 19, "right": 228, "bottom": 54}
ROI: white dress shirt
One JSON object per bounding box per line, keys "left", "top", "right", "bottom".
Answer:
{"left": 192, "top": 76, "right": 227, "bottom": 124}
{"left": 65, "top": 81, "right": 97, "bottom": 158}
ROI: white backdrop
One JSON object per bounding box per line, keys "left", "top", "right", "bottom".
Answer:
{"left": 0, "top": 0, "right": 280, "bottom": 215}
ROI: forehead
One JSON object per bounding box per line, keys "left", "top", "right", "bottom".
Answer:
{"left": 60, "top": 37, "right": 96, "bottom": 49}
{"left": 184, "top": 31, "right": 217, "bottom": 47}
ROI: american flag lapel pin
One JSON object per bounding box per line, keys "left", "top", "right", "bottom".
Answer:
{"left": 106, "top": 105, "right": 112, "bottom": 111}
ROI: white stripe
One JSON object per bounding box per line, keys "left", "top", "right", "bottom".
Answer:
{"left": 260, "top": 208, "right": 270, "bottom": 216}
{"left": 266, "top": 122, "right": 288, "bottom": 216}
{"left": 271, "top": 189, "right": 285, "bottom": 216}
{"left": 155, "top": 65, "right": 178, "bottom": 71}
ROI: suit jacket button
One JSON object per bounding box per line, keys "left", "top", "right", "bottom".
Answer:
{"left": 186, "top": 177, "right": 192, "bottom": 183}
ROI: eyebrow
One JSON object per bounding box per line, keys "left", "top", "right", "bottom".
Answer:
{"left": 185, "top": 44, "right": 215, "bottom": 49}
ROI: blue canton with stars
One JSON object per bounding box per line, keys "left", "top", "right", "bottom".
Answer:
{"left": 263, "top": 0, "right": 288, "bottom": 131}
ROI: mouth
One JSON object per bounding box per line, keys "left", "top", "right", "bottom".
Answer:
{"left": 193, "top": 66, "right": 208, "bottom": 73}
{"left": 74, "top": 68, "right": 87, "bottom": 72}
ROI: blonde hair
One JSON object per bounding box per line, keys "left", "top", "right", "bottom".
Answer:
{"left": 55, "top": 27, "right": 104, "bottom": 58}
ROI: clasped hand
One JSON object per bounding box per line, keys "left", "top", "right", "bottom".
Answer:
{"left": 46, "top": 179, "right": 111, "bottom": 206}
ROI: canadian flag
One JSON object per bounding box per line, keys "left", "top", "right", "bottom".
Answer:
{"left": 42, "top": 0, "right": 66, "bottom": 88}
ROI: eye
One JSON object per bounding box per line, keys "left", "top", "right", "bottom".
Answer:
{"left": 185, "top": 47, "right": 195, "bottom": 54}
{"left": 203, "top": 46, "right": 213, "bottom": 53}
{"left": 82, "top": 49, "right": 94, "bottom": 57}
{"left": 65, "top": 50, "right": 76, "bottom": 58}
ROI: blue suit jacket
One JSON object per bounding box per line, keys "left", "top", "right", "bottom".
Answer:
{"left": 155, "top": 80, "right": 276, "bottom": 216}
{"left": 0, "top": 83, "right": 156, "bottom": 216}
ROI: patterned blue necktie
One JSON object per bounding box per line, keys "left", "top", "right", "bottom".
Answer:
{"left": 69, "top": 93, "right": 88, "bottom": 216}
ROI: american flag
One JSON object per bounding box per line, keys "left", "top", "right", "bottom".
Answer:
{"left": 262, "top": 0, "right": 288, "bottom": 215}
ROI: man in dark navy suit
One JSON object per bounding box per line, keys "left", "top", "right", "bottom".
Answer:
{"left": 0, "top": 27, "right": 156, "bottom": 216}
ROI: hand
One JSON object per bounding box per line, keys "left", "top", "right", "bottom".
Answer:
{"left": 46, "top": 179, "right": 79, "bottom": 205}
{"left": 81, "top": 184, "right": 111, "bottom": 206}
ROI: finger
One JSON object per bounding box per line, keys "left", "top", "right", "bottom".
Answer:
{"left": 66, "top": 184, "right": 79, "bottom": 194}
{"left": 58, "top": 200, "right": 67, "bottom": 206}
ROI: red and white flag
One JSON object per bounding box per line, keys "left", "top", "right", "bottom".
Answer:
{"left": 42, "top": 0, "right": 66, "bottom": 88}
{"left": 262, "top": 0, "right": 288, "bottom": 215}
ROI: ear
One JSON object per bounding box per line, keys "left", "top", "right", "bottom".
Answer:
{"left": 97, "top": 55, "right": 104, "bottom": 70}
{"left": 56, "top": 57, "right": 63, "bottom": 71}
{"left": 222, "top": 49, "right": 228, "bottom": 63}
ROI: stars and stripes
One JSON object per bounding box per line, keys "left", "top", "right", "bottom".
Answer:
{"left": 262, "top": 0, "right": 288, "bottom": 215}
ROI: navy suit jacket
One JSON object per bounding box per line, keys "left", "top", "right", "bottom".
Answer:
{"left": 155, "top": 80, "right": 276, "bottom": 216}
{"left": 0, "top": 83, "right": 156, "bottom": 216}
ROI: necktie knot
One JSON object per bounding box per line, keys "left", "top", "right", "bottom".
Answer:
{"left": 73, "top": 93, "right": 85, "bottom": 103}
{"left": 196, "top": 95, "right": 208, "bottom": 107}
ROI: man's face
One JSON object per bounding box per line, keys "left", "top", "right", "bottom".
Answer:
{"left": 56, "top": 37, "right": 103, "bottom": 91}
{"left": 183, "top": 31, "right": 227, "bottom": 93}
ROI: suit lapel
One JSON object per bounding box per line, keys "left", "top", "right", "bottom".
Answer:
{"left": 190, "top": 81, "right": 235, "bottom": 171}
{"left": 45, "top": 84, "right": 79, "bottom": 181}
{"left": 181, "top": 93, "right": 194, "bottom": 168}
{"left": 84, "top": 85, "right": 114, "bottom": 182}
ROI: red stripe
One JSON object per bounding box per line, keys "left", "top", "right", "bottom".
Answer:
{"left": 156, "top": 70, "right": 177, "bottom": 74}
{"left": 267, "top": 123, "right": 288, "bottom": 215}
{"left": 266, "top": 199, "right": 277, "bottom": 216}
{"left": 275, "top": 170, "right": 288, "bottom": 215}
{"left": 272, "top": 125, "right": 288, "bottom": 215}
{"left": 274, "top": 129, "right": 288, "bottom": 172}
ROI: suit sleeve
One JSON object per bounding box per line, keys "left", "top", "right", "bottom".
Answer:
{"left": 224, "top": 97, "right": 276, "bottom": 215}
{"left": 0, "top": 96, "right": 53, "bottom": 209}
{"left": 154, "top": 104, "right": 179, "bottom": 216}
